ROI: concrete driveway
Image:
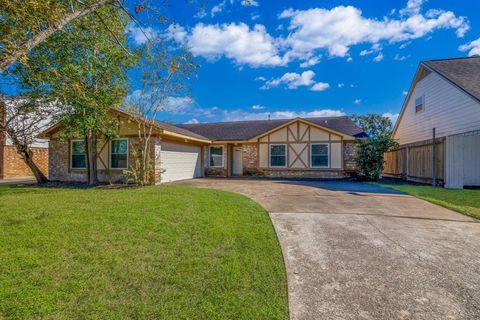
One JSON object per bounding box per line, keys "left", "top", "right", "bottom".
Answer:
{"left": 176, "top": 179, "right": 480, "bottom": 320}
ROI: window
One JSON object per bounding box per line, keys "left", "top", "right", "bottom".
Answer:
{"left": 269, "top": 144, "right": 287, "bottom": 168}
{"left": 209, "top": 146, "right": 224, "bottom": 167}
{"left": 415, "top": 96, "right": 424, "bottom": 113}
{"left": 311, "top": 144, "right": 329, "bottom": 168}
{"left": 71, "top": 140, "right": 86, "bottom": 169}
{"left": 110, "top": 139, "right": 128, "bottom": 169}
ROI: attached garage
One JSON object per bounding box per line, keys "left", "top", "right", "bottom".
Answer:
{"left": 160, "top": 141, "right": 202, "bottom": 183}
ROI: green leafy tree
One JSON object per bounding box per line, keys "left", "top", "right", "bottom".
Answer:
{"left": 124, "top": 39, "right": 198, "bottom": 185}
{"left": 353, "top": 114, "right": 399, "bottom": 181}
{"left": 14, "top": 5, "right": 138, "bottom": 185}
{"left": 0, "top": 0, "right": 117, "bottom": 73}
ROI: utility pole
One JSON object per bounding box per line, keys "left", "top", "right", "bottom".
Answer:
{"left": 432, "top": 127, "right": 436, "bottom": 187}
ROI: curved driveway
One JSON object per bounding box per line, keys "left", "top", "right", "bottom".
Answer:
{"left": 176, "top": 179, "right": 480, "bottom": 320}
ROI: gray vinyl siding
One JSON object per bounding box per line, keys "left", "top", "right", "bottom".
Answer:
{"left": 394, "top": 72, "right": 480, "bottom": 145}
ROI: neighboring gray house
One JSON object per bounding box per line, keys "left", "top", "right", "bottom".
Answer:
{"left": 389, "top": 56, "right": 480, "bottom": 189}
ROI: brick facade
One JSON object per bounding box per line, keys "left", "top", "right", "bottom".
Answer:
{"left": 343, "top": 142, "right": 358, "bottom": 172}
{"left": 1, "top": 146, "right": 48, "bottom": 178}
{"left": 261, "top": 169, "right": 345, "bottom": 178}
{"left": 205, "top": 142, "right": 358, "bottom": 179}
{"left": 49, "top": 137, "right": 159, "bottom": 184}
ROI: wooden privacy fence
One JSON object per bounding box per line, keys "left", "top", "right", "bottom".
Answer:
{"left": 383, "top": 137, "right": 445, "bottom": 184}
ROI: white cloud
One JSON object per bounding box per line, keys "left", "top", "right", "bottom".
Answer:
{"left": 260, "top": 70, "right": 329, "bottom": 91}
{"left": 310, "top": 82, "right": 330, "bottom": 91}
{"left": 211, "top": 1, "right": 227, "bottom": 17}
{"left": 127, "top": 24, "right": 158, "bottom": 45}
{"left": 185, "top": 118, "right": 200, "bottom": 124}
{"left": 279, "top": 4, "right": 469, "bottom": 59}
{"left": 261, "top": 70, "right": 315, "bottom": 89}
{"left": 299, "top": 56, "right": 321, "bottom": 67}
{"left": 394, "top": 53, "right": 410, "bottom": 61}
{"left": 255, "top": 76, "right": 267, "bottom": 81}
{"left": 383, "top": 112, "right": 399, "bottom": 124}
{"left": 184, "top": 23, "right": 284, "bottom": 67}
{"left": 251, "top": 14, "right": 261, "bottom": 21}
{"left": 241, "top": 0, "right": 259, "bottom": 6}
{"left": 175, "top": 1, "right": 469, "bottom": 67}
{"left": 252, "top": 104, "right": 265, "bottom": 110}
{"left": 194, "top": 9, "right": 207, "bottom": 19}
{"left": 338, "top": 83, "right": 345, "bottom": 88}
{"left": 360, "top": 49, "right": 372, "bottom": 56}
{"left": 167, "top": 24, "right": 187, "bottom": 44}
{"left": 373, "top": 52, "right": 384, "bottom": 62}
{"left": 402, "top": 90, "right": 409, "bottom": 95}
{"left": 459, "top": 38, "right": 480, "bottom": 56}
{"left": 354, "top": 99, "right": 362, "bottom": 105}
{"left": 400, "top": 0, "right": 424, "bottom": 16}
{"left": 125, "top": 91, "right": 197, "bottom": 114}
{"left": 163, "top": 96, "right": 196, "bottom": 113}
{"left": 220, "top": 108, "right": 346, "bottom": 121}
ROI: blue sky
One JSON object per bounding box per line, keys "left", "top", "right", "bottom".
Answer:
{"left": 126, "top": 0, "right": 479, "bottom": 125}
{"left": 5, "top": 1, "right": 480, "bottom": 126}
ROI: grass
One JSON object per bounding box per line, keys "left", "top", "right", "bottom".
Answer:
{"left": 377, "top": 181, "right": 480, "bottom": 219}
{"left": 0, "top": 185, "right": 288, "bottom": 320}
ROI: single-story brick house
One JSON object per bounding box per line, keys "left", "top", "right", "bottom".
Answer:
{"left": 40, "top": 109, "right": 366, "bottom": 183}
{"left": 0, "top": 97, "right": 49, "bottom": 179}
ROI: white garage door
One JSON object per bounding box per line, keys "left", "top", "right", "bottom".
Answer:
{"left": 160, "top": 141, "right": 202, "bottom": 183}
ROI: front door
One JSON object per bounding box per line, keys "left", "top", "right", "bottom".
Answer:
{"left": 233, "top": 148, "right": 243, "bottom": 176}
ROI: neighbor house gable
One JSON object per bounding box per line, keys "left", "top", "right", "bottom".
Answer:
{"left": 393, "top": 62, "right": 480, "bottom": 145}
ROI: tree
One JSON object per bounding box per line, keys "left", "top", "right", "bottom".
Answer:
{"left": 123, "top": 41, "right": 197, "bottom": 185}
{"left": 0, "top": 96, "right": 61, "bottom": 182}
{"left": 353, "top": 114, "right": 399, "bottom": 181}
{"left": 353, "top": 114, "right": 393, "bottom": 138}
{"left": 0, "top": 0, "right": 116, "bottom": 73}
{"left": 13, "top": 5, "right": 138, "bottom": 185}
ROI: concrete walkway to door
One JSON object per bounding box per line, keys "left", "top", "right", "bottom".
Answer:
{"left": 176, "top": 178, "right": 480, "bottom": 320}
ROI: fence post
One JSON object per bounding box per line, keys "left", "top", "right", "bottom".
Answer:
{"left": 432, "top": 128, "right": 436, "bottom": 187}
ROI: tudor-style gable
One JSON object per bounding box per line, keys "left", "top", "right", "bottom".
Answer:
{"left": 256, "top": 119, "right": 345, "bottom": 170}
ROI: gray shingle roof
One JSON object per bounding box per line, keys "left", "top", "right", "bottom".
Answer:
{"left": 156, "top": 120, "right": 210, "bottom": 141}
{"left": 423, "top": 56, "right": 480, "bottom": 102}
{"left": 177, "top": 116, "right": 365, "bottom": 141}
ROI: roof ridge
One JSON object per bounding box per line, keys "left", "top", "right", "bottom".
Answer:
{"left": 424, "top": 56, "right": 480, "bottom": 63}
{"left": 178, "top": 115, "right": 351, "bottom": 126}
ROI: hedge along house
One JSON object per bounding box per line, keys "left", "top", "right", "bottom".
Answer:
{"left": 40, "top": 108, "right": 365, "bottom": 183}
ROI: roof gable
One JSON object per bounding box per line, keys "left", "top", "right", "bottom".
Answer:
{"left": 423, "top": 57, "right": 480, "bottom": 103}
{"left": 392, "top": 57, "right": 480, "bottom": 138}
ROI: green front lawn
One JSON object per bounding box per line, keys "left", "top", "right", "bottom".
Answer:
{"left": 377, "top": 182, "right": 480, "bottom": 219}
{"left": 0, "top": 185, "right": 288, "bottom": 319}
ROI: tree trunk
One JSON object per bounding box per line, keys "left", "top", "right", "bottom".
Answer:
{"left": 16, "top": 145, "right": 49, "bottom": 183}
{"left": 86, "top": 132, "right": 99, "bottom": 185}
{"left": 0, "top": 0, "right": 114, "bottom": 72}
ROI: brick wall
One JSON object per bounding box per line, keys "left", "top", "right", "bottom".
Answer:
{"left": 49, "top": 137, "right": 159, "bottom": 183}
{"left": 240, "top": 142, "right": 358, "bottom": 178}
{"left": 262, "top": 169, "right": 345, "bottom": 179}
{"left": 2, "top": 146, "right": 49, "bottom": 178}
{"left": 343, "top": 142, "right": 358, "bottom": 172}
